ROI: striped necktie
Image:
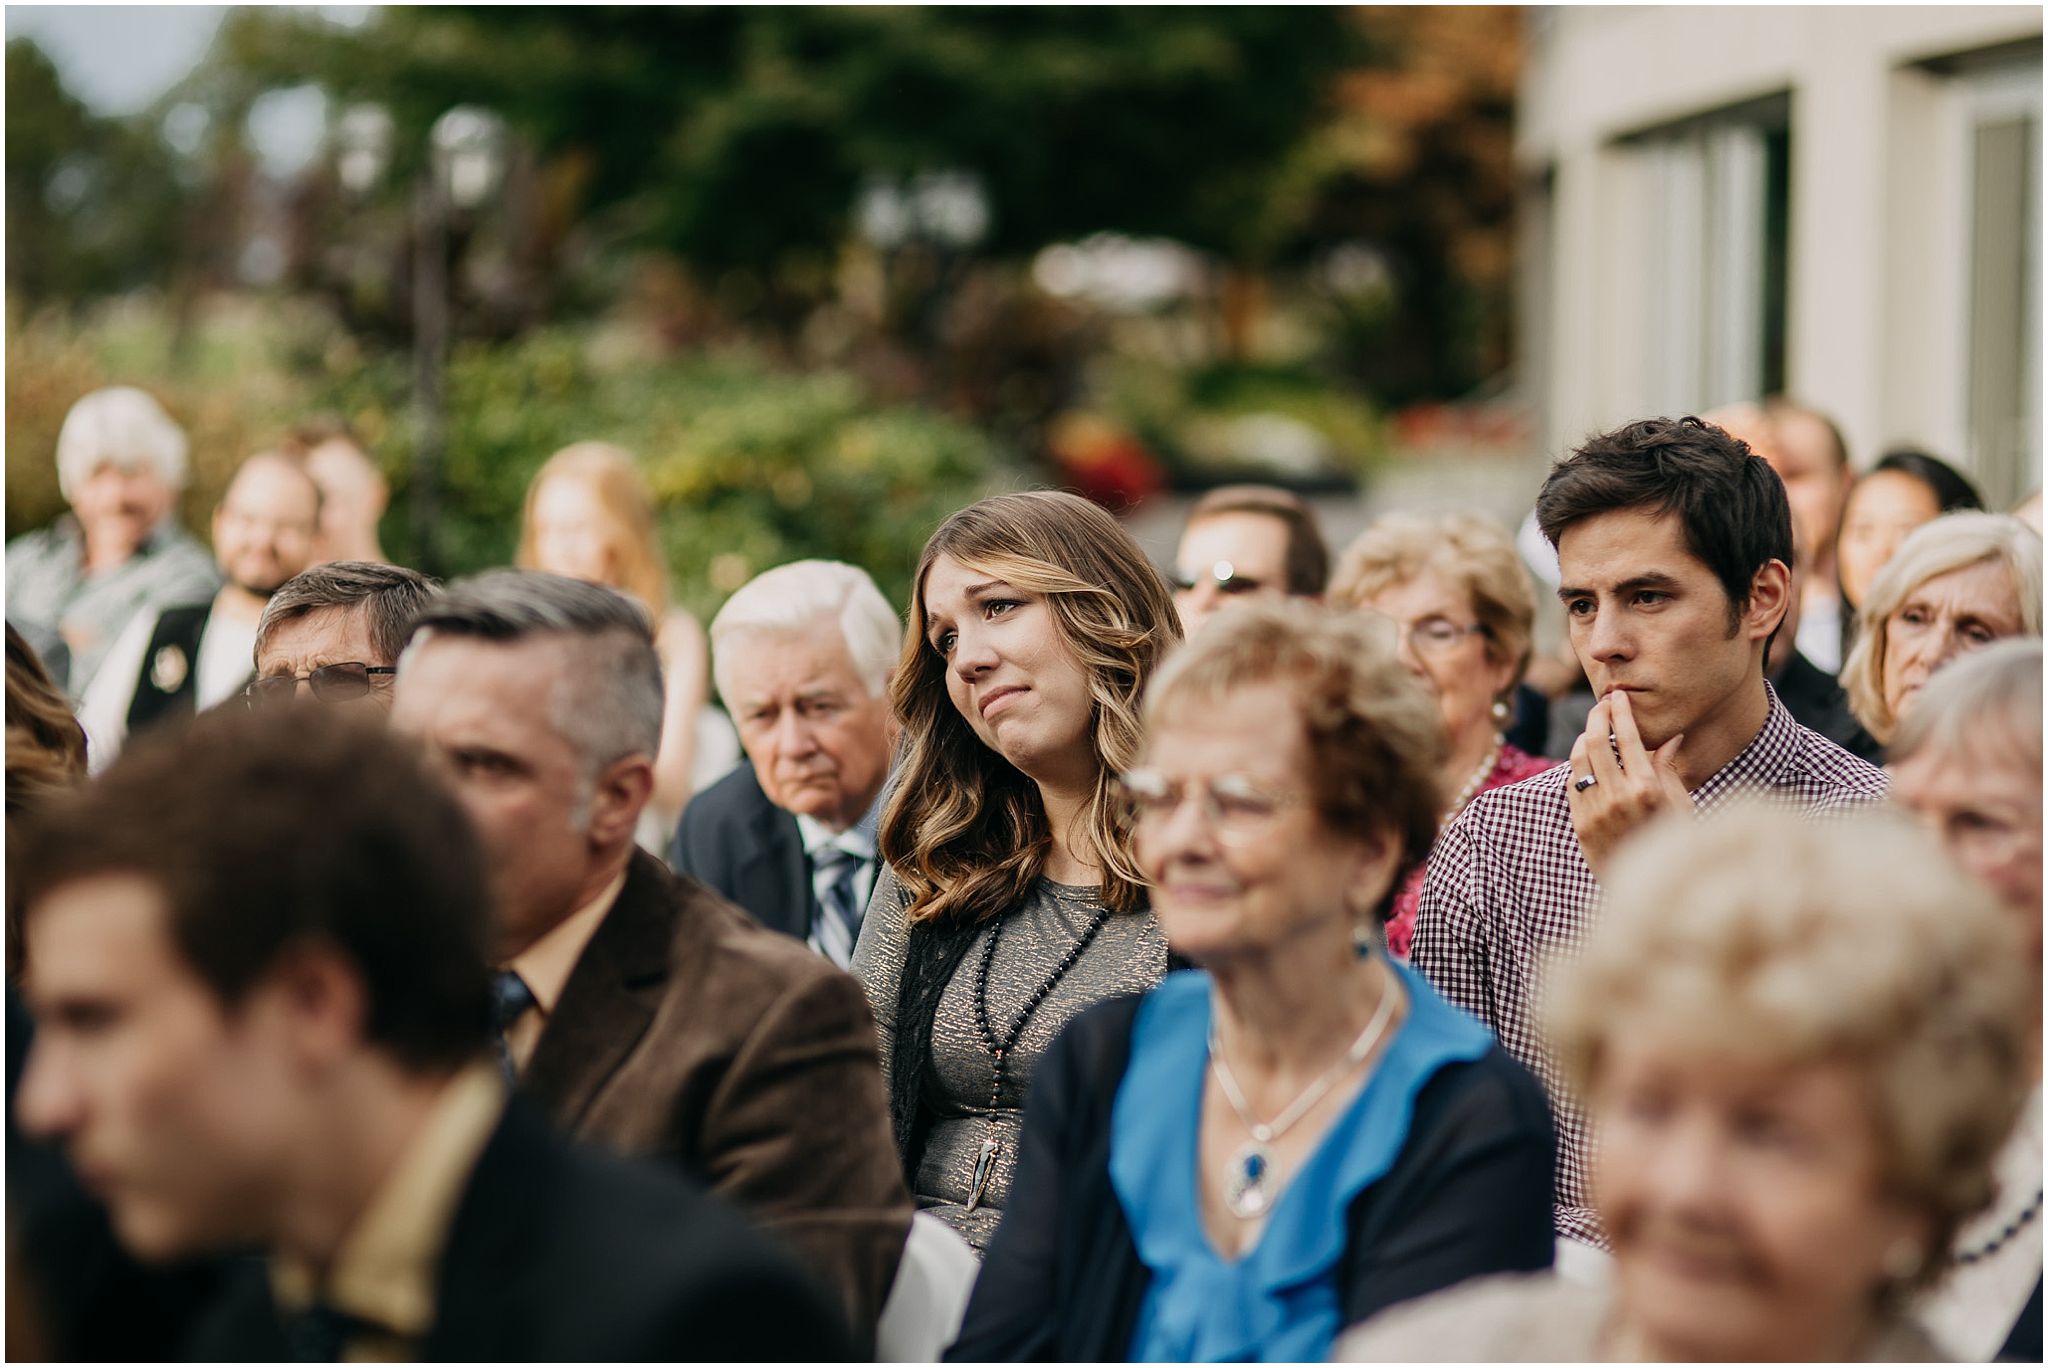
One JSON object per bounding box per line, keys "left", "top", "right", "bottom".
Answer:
{"left": 810, "top": 847, "right": 866, "bottom": 968}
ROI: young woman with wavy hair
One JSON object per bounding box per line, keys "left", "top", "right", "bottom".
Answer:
{"left": 852, "top": 490, "right": 1181, "bottom": 1252}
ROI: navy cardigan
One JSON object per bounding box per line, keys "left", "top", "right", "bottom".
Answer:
{"left": 945, "top": 990, "right": 1557, "bottom": 1361}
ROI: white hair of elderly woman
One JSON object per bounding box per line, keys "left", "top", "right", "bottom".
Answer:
{"left": 55, "top": 386, "right": 190, "bottom": 503}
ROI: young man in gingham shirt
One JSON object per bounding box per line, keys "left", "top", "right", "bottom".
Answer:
{"left": 1411, "top": 416, "right": 1888, "bottom": 1248}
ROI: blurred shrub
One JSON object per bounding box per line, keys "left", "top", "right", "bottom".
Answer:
{"left": 1093, "top": 355, "right": 1387, "bottom": 492}
{"left": 6, "top": 296, "right": 1013, "bottom": 621}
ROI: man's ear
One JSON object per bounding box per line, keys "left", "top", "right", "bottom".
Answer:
{"left": 585, "top": 754, "right": 655, "bottom": 846}
{"left": 1745, "top": 559, "right": 1793, "bottom": 641}
{"left": 260, "top": 942, "right": 369, "bottom": 1072}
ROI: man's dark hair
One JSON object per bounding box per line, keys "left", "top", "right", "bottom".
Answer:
{"left": 1868, "top": 447, "right": 1985, "bottom": 517}
{"left": 1185, "top": 485, "right": 1331, "bottom": 596}
{"left": 255, "top": 561, "right": 440, "bottom": 666}
{"left": 17, "top": 707, "right": 492, "bottom": 1071}
{"left": 1536, "top": 415, "right": 1793, "bottom": 644}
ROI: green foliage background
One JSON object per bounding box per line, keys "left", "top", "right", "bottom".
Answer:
{"left": 6, "top": 300, "right": 1012, "bottom": 621}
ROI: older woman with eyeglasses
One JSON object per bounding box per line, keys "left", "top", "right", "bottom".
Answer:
{"left": 1328, "top": 512, "right": 1556, "bottom": 959}
{"left": 1841, "top": 511, "right": 2041, "bottom": 752}
{"left": 945, "top": 601, "right": 1555, "bottom": 1363}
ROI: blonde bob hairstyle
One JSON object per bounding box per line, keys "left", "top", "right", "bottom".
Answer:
{"left": 1841, "top": 511, "right": 2042, "bottom": 743}
{"left": 1141, "top": 600, "right": 1447, "bottom": 926}
{"left": 516, "top": 442, "right": 672, "bottom": 620}
{"left": 1327, "top": 510, "right": 1538, "bottom": 693}
{"left": 881, "top": 490, "right": 1181, "bottom": 928}
{"left": 1545, "top": 801, "right": 2033, "bottom": 1290}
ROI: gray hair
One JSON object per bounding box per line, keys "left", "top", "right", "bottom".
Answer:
{"left": 710, "top": 559, "right": 901, "bottom": 703}
{"left": 401, "top": 569, "right": 664, "bottom": 783}
{"left": 56, "top": 386, "right": 190, "bottom": 502}
{"left": 255, "top": 561, "right": 441, "bottom": 668}
{"left": 1888, "top": 636, "right": 2042, "bottom": 773}
{"left": 1842, "top": 512, "right": 2043, "bottom": 742}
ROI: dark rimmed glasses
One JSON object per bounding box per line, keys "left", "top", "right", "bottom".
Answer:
{"left": 245, "top": 662, "right": 396, "bottom": 708}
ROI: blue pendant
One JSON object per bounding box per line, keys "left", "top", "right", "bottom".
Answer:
{"left": 1225, "top": 1140, "right": 1274, "bottom": 1218}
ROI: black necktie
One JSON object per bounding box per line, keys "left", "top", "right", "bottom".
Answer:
{"left": 285, "top": 1301, "right": 376, "bottom": 1362}
{"left": 490, "top": 968, "right": 536, "bottom": 1084}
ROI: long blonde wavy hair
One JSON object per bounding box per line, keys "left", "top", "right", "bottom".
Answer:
{"left": 516, "top": 441, "right": 672, "bottom": 620}
{"left": 881, "top": 490, "right": 1182, "bottom": 927}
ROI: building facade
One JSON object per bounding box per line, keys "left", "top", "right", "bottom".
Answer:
{"left": 1518, "top": 6, "right": 2041, "bottom": 505}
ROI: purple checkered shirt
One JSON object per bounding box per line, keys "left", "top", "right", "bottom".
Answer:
{"left": 1410, "top": 683, "right": 1888, "bottom": 1247}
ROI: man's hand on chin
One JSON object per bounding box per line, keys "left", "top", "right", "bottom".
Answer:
{"left": 1566, "top": 688, "right": 1690, "bottom": 881}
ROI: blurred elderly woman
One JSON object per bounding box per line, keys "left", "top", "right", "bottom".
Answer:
{"left": 855, "top": 491, "right": 1180, "bottom": 1254}
{"left": 5, "top": 387, "right": 220, "bottom": 695}
{"left": 1337, "top": 801, "right": 2034, "bottom": 1361}
{"left": 947, "top": 602, "right": 1555, "bottom": 1362}
{"left": 1888, "top": 639, "right": 2043, "bottom": 1361}
{"left": 1329, "top": 512, "right": 1556, "bottom": 958}
{"left": 1841, "top": 511, "right": 2041, "bottom": 749}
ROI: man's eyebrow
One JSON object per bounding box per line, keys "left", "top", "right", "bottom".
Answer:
{"left": 1556, "top": 571, "right": 1686, "bottom": 603}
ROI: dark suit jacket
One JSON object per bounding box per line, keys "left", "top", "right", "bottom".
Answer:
{"left": 945, "top": 993, "right": 1557, "bottom": 1362}
{"left": 669, "top": 762, "right": 814, "bottom": 941}
{"left": 524, "top": 849, "right": 912, "bottom": 1350}
{"left": 184, "top": 1100, "right": 855, "bottom": 1362}
{"left": 1773, "top": 648, "right": 1882, "bottom": 762}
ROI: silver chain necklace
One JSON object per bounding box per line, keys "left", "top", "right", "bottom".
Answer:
{"left": 1207, "top": 981, "right": 1400, "bottom": 1219}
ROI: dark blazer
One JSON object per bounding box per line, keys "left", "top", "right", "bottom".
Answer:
{"left": 1773, "top": 649, "right": 1882, "bottom": 763}
{"left": 669, "top": 762, "right": 814, "bottom": 941}
{"left": 524, "top": 849, "right": 912, "bottom": 1350}
{"left": 945, "top": 993, "right": 1557, "bottom": 1362}
{"left": 184, "top": 1100, "right": 855, "bottom": 1361}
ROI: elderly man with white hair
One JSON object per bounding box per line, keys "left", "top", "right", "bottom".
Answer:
{"left": 671, "top": 559, "right": 902, "bottom": 967}
{"left": 7, "top": 386, "right": 221, "bottom": 694}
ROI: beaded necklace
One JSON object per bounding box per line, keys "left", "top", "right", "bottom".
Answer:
{"left": 1953, "top": 1187, "right": 2044, "bottom": 1267}
{"left": 964, "top": 900, "right": 1112, "bottom": 1211}
{"left": 1442, "top": 733, "right": 1505, "bottom": 824}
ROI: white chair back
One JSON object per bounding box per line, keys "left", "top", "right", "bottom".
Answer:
{"left": 875, "top": 1211, "right": 982, "bottom": 1362}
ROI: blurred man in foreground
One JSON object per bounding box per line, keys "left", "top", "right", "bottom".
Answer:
{"left": 13, "top": 706, "right": 852, "bottom": 1360}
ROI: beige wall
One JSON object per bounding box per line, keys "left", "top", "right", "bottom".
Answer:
{"left": 1521, "top": 6, "right": 2041, "bottom": 498}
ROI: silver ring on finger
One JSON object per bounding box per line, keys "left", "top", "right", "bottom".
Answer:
{"left": 1573, "top": 774, "right": 1599, "bottom": 793}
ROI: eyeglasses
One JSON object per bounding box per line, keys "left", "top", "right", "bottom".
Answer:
{"left": 1357, "top": 610, "right": 1491, "bottom": 658}
{"left": 245, "top": 662, "right": 396, "bottom": 708}
{"left": 1168, "top": 560, "right": 1267, "bottom": 596}
{"left": 1116, "top": 768, "right": 1304, "bottom": 846}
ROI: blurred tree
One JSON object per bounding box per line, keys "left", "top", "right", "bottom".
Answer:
{"left": 210, "top": 7, "right": 1364, "bottom": 322}
{"left": 1282, "top": 6, "right": 1523, "bottom": 402}
{"left": 5, "top": 39, "right": 192, "bottom": 307}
